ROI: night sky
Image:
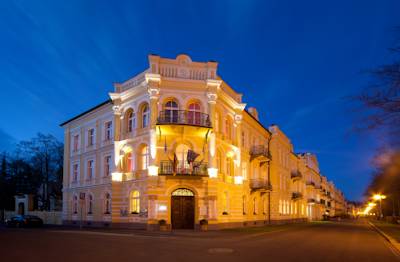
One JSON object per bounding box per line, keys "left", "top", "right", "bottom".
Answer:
{"left": 1, "top": 0, "right": 399, "bottom": 201}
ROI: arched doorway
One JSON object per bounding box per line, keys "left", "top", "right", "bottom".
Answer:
{"left": 171, "top": 188, "right": 195, "bottom": 229}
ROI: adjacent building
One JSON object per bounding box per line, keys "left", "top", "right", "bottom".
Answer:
{"left": 61, "top": 54, "right": 347, "bottom": 230}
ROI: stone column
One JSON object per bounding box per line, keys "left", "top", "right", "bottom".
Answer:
{"left": 206, "top": 79, "right": 221, "bottom": 178}
{"left": 112, "top": 105, "right": 123, "bottom": 173}
{"left": 146, "top": 73, "right": 161, "bottom": 176}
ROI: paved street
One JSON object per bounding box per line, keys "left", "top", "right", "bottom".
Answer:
{"left": 1, "top": 220, "right": 399, "bottom": 262}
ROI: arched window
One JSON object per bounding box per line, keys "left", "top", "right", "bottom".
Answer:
{"left": 73, "top": 195, "right": 78, "bottom": 214}
{"left": 127, "top": 110, "right": 136, "bottom": 132}
{"left": 130, "top": 190, "right": 140, "bottom": 214}
{"left": 164, "top": 100, "right": 179, "bottom": 123}
{"left": 140, "top": 146, "right": 149, "bottom": 170}
{"left": 125, "top": 152, "right": 133, "bottom": 172}
{"left": 188, "top": 102, "right": 201, "bottom": 125}
{"left": 87, "top": 194, "right": 93, "bottom": 215}
{"left": 142, "top": 104, "right": 149, "bottom": 128}
{"left": 176, "top": 144, "right": 190, "bottom": 172}
{"left": 104, "top": 193, "right": 111, "bottom": 214}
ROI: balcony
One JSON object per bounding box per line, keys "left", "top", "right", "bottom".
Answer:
{"left": 250, "top": 145, "right": 271, "bottom": 162}
{"left": 291, "top": 170, "right": 302, "bottom": 180}
{"left": 157, "top": 110, "right": 211, "bottom": 128}
{"left": 306, "top": 181, "right": 316, "bottom": 187}
{"left": 250, "top": 179, "right": 272, "bottom": 192}
{"left": 292, "top": 192, "right": 303, "bottom": 200}
{"left": 158, "top": 160, "right": 208, "bottom": 177}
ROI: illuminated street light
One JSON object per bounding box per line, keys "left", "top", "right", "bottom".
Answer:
{"left": 372, "top": 194, "right": 386, "bottom": 219}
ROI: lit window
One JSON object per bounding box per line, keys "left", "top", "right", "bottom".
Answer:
{"left": 105, "top": 121, "right": 112, "bottom": 140}
{"left": 142, "top": 104, "right": 149, "bottom": 128}
{"left": 130, "top": 191, "right": 140, "bottom": 213}
{"left": 188, "top": 102, "right": 201, "bottom": 125}
{"left": 141, "top": 146, "right": 149, "bottom": 170}
{"left": 104, "top": 156, "right": 111, "bottom": 177}
{"left": 88, "top": 129, "right": 95, "bottom": 146}
{"left": 104, "top": 193, "right": 111, "bottom": 214}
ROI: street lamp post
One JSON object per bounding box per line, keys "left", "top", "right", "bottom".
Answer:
{"left": 373, "top": 194, "right": 386, "bottom": 220}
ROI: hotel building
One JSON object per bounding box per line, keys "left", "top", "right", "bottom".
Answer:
{"left": 61, "top": 54, "right": 347, "bottom": 230}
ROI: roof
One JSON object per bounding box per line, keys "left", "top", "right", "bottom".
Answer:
{"left": 244, "top": 110, "right": 272, "bottom": 135}
{"left": 60, "top": 99, "right": 113, "bottom": 127}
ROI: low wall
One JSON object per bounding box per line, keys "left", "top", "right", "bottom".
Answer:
{"left": 4, "top": 211, "right": 62, "bottom": 225}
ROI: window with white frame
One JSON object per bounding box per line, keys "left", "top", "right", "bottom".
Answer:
{"left": 88, "top": 128, "right": 95, "bottom": 146}
{"left": 73, "top": 195, "right": 78, "bottom": 214}
{"left": 142, "top": 104, "right": 149, "bottom": 128}
{"left": 105, "top": 121, "right": 112, "bottom": 141}
{"left": 87, "top": 160, "right": 94, "bottom": 180}
{"left": 72, "top": 163, "right": 79, "bottom": 182}
{"left": 104, "top": 156, "right": 111, "bottom": 177}
{"left": 164, "top": 100, "right": 179, "bottom": 123}
{"left": 87, "top": 194, "right": 93, "bottom": 214}
{"left": 73, "top": 134, "right": 79, "bottom": 152}
{"left": 188, "top": 102, "right": 201, "bottom": 125}
{"left": 104, "top": 193, "right": 111, "bottom": 214}
{"left": 130, "top": 190, "right": 140, "bottom": 213}
{"left": 127, "top": 110, "right": 136, "bottom": 132}
{"left": 141, "top": 146, "right": 149, "bottom": 170}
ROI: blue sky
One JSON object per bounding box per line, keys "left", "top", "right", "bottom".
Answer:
{"left": 0, "top": 0, "right": 399, "bottom": 201}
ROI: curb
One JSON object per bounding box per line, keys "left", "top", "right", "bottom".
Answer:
{"left": 368, "top": 221, "right": 400, "bottom": 254}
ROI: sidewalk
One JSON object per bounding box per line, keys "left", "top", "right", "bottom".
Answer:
{"left": 369, "top": 220, "right": 400, "bottom": 252}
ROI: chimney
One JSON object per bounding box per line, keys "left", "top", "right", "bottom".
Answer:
{"left": 248, "top": 107, "right": 259, "bottom": 120}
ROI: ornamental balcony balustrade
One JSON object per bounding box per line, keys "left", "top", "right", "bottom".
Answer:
{"left": 158, "top": 160, "right": 208, "bottom": 177}
{"left": 157, "top": 110, "right": 211, "bottom": 128}
{"left": 308, "top": 198, "right": 316, "bottom": 204}
{"left": 250, "top": 145, "right": 271, "bottom": 162}
{"left": 292, "top": 192, "right": 303, "bottom": 200}
{"left": 291, "top": 170, "right": 302, "bottom": 180}
{"left": 249, "top": 179, "right": 272, "bottom": 192}
{"left": 306, "top": 181, "right": 316, "bottom": 187}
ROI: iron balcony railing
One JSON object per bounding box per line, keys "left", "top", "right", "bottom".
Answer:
{"left": 291, "top": 170, "right": 302, "bottom": 180}
{"left": 292, "top": 192, "right": 303, "bottom": 200}
{"left": 157, "top": 110, "right": 211, "bottom": 127}
{"left": 249, "top": 179, "right": 272, "bottom": 191}
{"left": 250, "top": 145, "right": 271, "bottom": 161}
{"left": 158, "top": 160, "right": 208, "bottom": 176}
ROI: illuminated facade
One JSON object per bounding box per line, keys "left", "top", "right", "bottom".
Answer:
{"left": 61, "top": 54, "right": 346, "bottom": 229}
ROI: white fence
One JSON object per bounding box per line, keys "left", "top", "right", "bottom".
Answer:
{"left": 4, "top": 211, "right": 62, "bottom": 225}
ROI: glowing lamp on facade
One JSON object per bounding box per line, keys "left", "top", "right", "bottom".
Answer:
{"left": 148, "top": 165, "right": 159, "bottom": 176}
{"left": 234, "top": 176, "right": 243, "bottom": 185}
{"left": 208, "top": 168, "right": 218, "bottom": 178}
{"left": 150, "top": 129, "right": 157, "bottom": 159}
{"left": 158, "top": 204, "right": 167, "bottom": 212}
{"left": 111, "top": 172, "right": 123, "bottom": 182}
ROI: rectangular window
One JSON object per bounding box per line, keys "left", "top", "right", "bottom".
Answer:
{"left": 73, "top": 135, "right": 79, "bottom": 152}
{"left": 105, "top": 121, "right": 112, "bottom": 141}
{"left": 87, "top": 160, "right": 94, "bottom": 180}
{"left": 104, "top": 156, "right": 111, "bottom": 177}
{"left": 72, "top": 163, "right": 79, "bottom": 182}
{"left": 88, "top": 129, "right": 94, "bottom": 146}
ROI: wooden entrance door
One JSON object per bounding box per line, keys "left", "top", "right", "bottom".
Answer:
{"left": 171, "top": 196, "right": 195, "bottom": 229}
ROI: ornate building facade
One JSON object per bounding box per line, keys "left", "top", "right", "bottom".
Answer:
{"left": 61, "top": 54, "right": 347, "bottom": 230}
